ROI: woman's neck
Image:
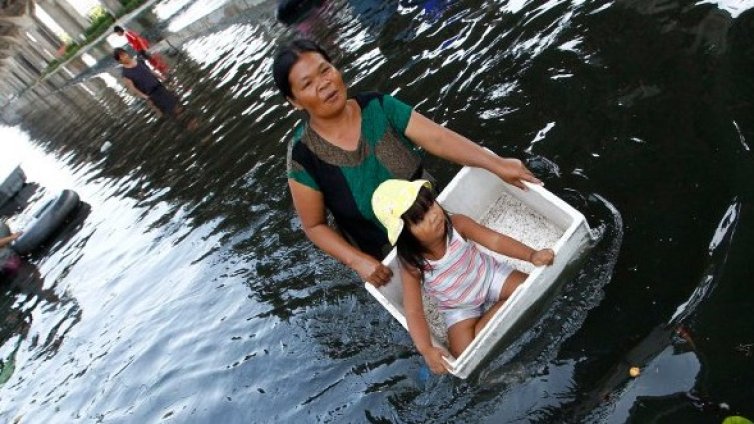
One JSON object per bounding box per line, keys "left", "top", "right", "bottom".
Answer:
{"left": 309, "top": 100, "right": 360, "bottom": 150}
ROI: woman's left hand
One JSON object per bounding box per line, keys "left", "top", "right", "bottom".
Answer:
{"left": 494, "top": 158, "right": 541, "bottom": 190}
{"left": 351, "top": 253, "right": 392, "bottom": 287}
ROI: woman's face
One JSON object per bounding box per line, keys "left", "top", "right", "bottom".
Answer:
{"left": 287, "top": 52, "right": 348, "bottom": 118}
{"left": 117, "top": 52, "right": 132, "bottom": 65}
{"left": 407, "top": 202, "right": 447, "bottom": 246}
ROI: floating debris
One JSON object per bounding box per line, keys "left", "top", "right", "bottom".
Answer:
{"left": 629, "top": 366, "right": 640, "bottom": 377}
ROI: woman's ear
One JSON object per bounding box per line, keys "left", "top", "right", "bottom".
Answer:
{"left": 287, "top": 96, "right": 302, "bottom": 111}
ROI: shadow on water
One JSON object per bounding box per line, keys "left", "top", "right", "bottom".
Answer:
{"left": 2, "top": 0, "right": 754, "bottom": 421}
{"left": 544, "top": 198, "right": 743, "bottom": 423}
{"left": 0, "top": 260, "right": 80, "bottom": 387}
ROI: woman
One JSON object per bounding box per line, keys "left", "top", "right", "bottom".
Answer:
{"left": 272, "top": 39, "right": 541, "bottom": 287}
{"left": 113, "top": 47, "right": 177, "bottom": 118}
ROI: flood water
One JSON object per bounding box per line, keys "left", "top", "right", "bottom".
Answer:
{"left": 2, "top": 0, "right": 754, "bottom": 422}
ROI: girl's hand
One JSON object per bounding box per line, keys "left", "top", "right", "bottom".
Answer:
{"left": 530, "top": 249, "right": 555, "bottom": 266}
{"left": 423, "top": 347, "right": 451, "bottom": 374}
{"left": 352, "top": 254, "right": 392, "bottom": 287}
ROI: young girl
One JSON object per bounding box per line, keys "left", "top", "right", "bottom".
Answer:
{"left": 372, "top": 179, "right": 555, "bottom": 374}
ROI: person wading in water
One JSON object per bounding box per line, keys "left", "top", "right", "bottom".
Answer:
{"left": 113, "top": 25, "right": 168, "bottom": 75}
{"left": 114, "top": 48, "right": 196, "bottom": 130}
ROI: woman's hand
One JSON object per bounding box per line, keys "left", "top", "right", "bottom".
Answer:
{"left": 0, "top": 232, "right": 22, "bottom": 248}
{"left": 404, "top": 111, "right": 542, "bottom": 190}
{"left": 494, "top": 158, "right": 542, "bottom": 190}
{"left": 422, "top": 346, "right": 451, "bottom": 374}
{"left": 352, "top": 254, "right": 392, "bottom": 287}
{"left": 145, "top": 99, "right": 163, "bottom": 118}
{"left": 530, "top": 248, "right": 555, "bottom": 266}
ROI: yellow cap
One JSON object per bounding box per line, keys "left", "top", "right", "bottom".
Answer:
{"left": 372, "top": 179, "right": 432, "bottom": 245}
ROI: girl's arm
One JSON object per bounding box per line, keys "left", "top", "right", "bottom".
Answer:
{"left": 289, "top": 180, "right": 392, "bottom": 286}
{"left": 451, "top": 214, "right": 554, "bottom": 265}
{"left": 402, "top": 267, "right": 450, "bottom": 374}
{"left": 404, "top": 111, "right": 540, "bottom": 190}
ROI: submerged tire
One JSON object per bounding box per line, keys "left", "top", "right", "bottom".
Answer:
{"left": 12, "top": 190, "right": 80, "bottom": 255}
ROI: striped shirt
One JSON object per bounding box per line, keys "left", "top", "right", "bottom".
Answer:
{"left": 424, "top": 228, "right": 512, "bottom": 311}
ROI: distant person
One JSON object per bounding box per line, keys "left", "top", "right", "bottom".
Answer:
{"left": 113, "top": 25, "right": 150, "bottom": 58}
{"left": 0, "top": 222, "right": 21, "bottom": 279}
{"left": 0, "top": 230, "right": 21, "bottom": 249}
{"left": 114, "top": 48, "right": 177, "bottom": 118}
{"left": 372, "top": 179, "right": 554, "bottom": 373}
{"left": 113, "top": 48, "right": 197, "bottom": 129}
{"left": 113, "top": 25, "right": 168, "bottom": 75}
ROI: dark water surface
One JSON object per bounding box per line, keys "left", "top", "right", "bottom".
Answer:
{"left": 2, "top": 0, "right": 753, "bottom": 422}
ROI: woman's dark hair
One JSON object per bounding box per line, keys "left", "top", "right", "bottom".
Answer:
{"left": 113, "top": 25, "right": 124, "bottom": 34}
{"left": 112, "top": 47, "right": 127, "bottom": 61}
{"left": 395, "top": 186, "right": 451, "bottom": 279}
{"left": 272, "top": 39, "right": 332, "bottom": 99}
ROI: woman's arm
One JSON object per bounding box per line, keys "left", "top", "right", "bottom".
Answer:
{"left": 289, "top": 180, "right": 392, "bottom": 286}
{"left": 123, "top": 78, "right": 163, "bottom": 117}
{"left": 452, "top": 214, "right": 554, "bottom": 265}
{"left": 404, "top": 111, "right": 540, "bottom": 190}
{"left": 122, "top": 78, "right": 149, "bottom": 100}
{"left": 402, "top": 267, "right": 450, "bottom": 374}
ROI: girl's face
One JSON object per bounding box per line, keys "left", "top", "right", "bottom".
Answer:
{"left": 407, "top": 201, "right": 446, "bottom": 245}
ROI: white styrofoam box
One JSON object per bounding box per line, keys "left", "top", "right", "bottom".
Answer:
{"left": 365, "top": 166, "right": 591, "bottom": 378}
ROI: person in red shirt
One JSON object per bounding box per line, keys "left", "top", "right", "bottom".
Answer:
{"left": 114, "top": 26, "right": 149, "bottom": 57}
{"left": 113, "top": 26, "right": 169, "bottom": 75}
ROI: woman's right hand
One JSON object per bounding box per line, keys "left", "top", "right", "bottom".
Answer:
{"left": 423, "top": 347, "right": 451, "bottom": 374}
{"left": 352, "top": 254, "right": 392, "bottom": 287}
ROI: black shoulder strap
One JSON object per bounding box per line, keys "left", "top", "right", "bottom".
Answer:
{"left": 353, "top": 91, "right": 382, "bottom": 109}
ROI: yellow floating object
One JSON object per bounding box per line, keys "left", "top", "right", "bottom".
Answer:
{"left": 629, "top": 366, "right": 641, "bottom": 377}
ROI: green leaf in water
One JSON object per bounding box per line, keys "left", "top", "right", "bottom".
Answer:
{"left": 723, "top": 417, "right": 754, "bottom": 424}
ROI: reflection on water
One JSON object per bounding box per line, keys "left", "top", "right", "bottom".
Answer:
{"left": 0, "top": 257, "right": 79, "bottom": 385}
{"left": 2, "top": 0, "right": 754, "bottom": 422}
